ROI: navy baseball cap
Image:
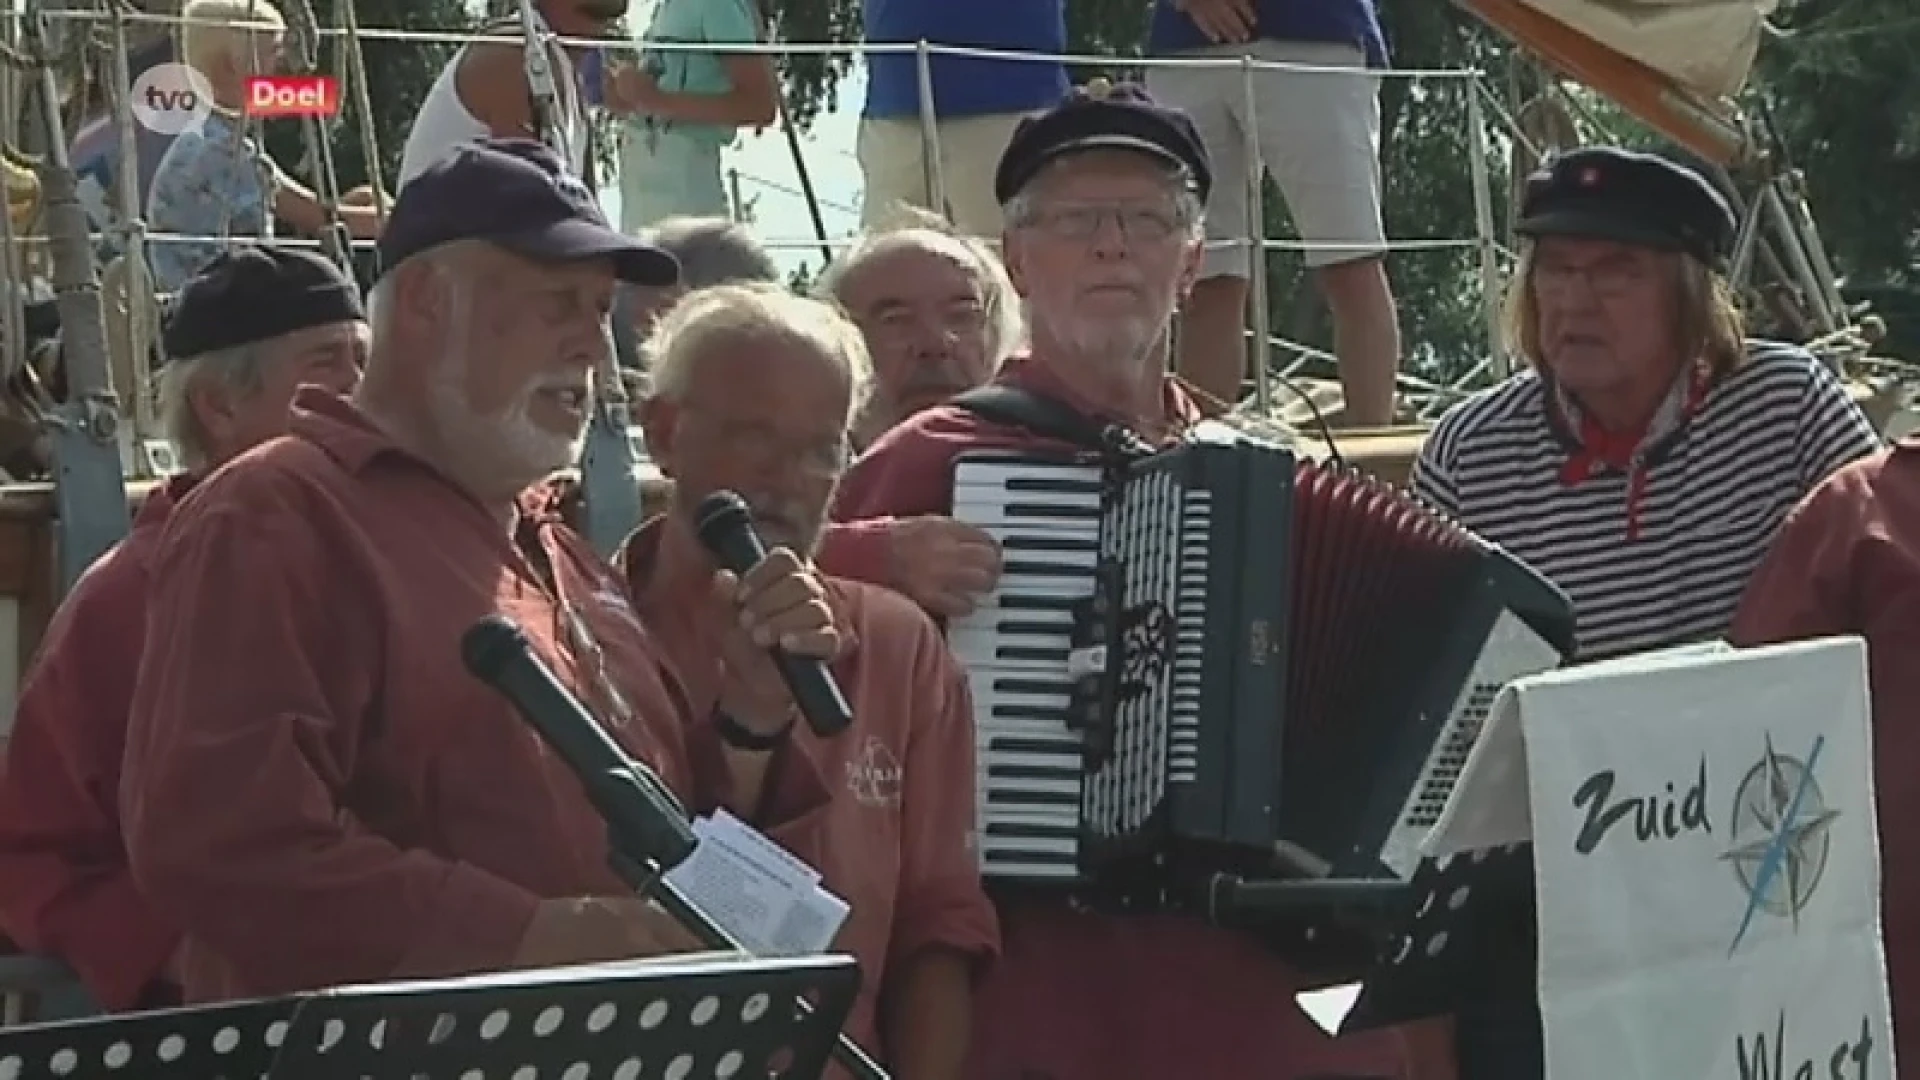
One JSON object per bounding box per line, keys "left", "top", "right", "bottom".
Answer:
{"left": 994, "top": 78, "right": 1213, "bottom": 205}
{"left": 1517, "top": 146, "right": 1737, "bottom": 269}
{"left": 378, "top": 138, "right": 680, "bottom": 286}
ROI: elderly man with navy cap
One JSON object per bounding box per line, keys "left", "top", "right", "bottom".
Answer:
{"left": 0, "top": 244, "right": 364, "bottom": 1016}
{"left": 119, "top": 138, "right": 844, "bottom": 1003}
{"left": 826, "top": 81, "right": 1445, "bottom": 1080}
{"left": 1412, "top": 145, "right": 1880, "bottom": 1076}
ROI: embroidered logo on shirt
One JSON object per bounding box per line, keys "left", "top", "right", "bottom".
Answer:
{"left": 844, "top": 737, "right": 903, "bottom": 809}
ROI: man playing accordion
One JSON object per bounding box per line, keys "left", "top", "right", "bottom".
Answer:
{"left": 830, "top": 81, "right": 1449, "bottom": 1080}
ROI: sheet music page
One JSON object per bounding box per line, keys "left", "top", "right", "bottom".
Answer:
{"left": 1423, "top": 681, "right": 1534, "bottom": 856}
{"left": 701, "top": 809, "right": 822, "bottom": 885}
{"left": 662, "top": 812, "right": 847, "bottom": 957}
{"left": 767, "top": 886, "right": 850, "bottom": 956}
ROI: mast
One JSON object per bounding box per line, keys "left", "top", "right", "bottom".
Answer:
{"left": 518, "top": 0, "right": 639, "bottom": 556}
{"left": 19, "top": 0, "right": 129, "bottom": 597}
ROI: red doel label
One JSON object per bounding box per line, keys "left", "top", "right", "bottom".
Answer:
{"left": 244, "top": 75, "right": 340, "bottom": 118}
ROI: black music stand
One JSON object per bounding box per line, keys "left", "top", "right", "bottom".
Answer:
{"left": 1297, "top": 844, "right": 1540, "bottom": 1040}
{"left": 0, "top": 952, "right": 860, "bottom": 1079}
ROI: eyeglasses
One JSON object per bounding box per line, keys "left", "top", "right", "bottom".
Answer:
{"left": 1531, "top": 255, "right": 1656, "bottom": 300}
{"left": 1018, "top": 202, "right": 1184, "bottom": 242}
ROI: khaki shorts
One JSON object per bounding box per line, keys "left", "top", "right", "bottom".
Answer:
{"left": 1147, "top": 40, "right": 1386, "bottom": 275}
{"left": 856, "top": 111, "right": 1035, "bottom": 239}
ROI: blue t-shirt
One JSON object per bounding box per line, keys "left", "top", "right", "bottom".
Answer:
{"left": 1148, "top": 0, "right": 1389, "bottom": 67}
{"left": 863, "top": 0, "right": 1069, "bottom": 119}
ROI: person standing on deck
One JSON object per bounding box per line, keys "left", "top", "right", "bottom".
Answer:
{"left": 1145, "top": 0, "right": 1402, "bottom": 424}
{"left": 857, "top": 0, "right": 1069, "bottom": 238}
{"left": 144, "top": 0, "right": 382, "bottom": 293}
{"left": 118, "top": 139, "right": 843, "bottom": 1002}
{"left": 829, "top": 79, "right": 1450, "bottom": 1080}
{"left": 605, "top": 0, "right": 778, "bottom": 231}
{"left": 1407, "top": 145, "right": 1881, "bottom": 1078}
{"left": 814, "top": 208, "right": 1020, "bottom": 451}
{"left": 396, "top": 0, "right": 627, "bottom": 190}
{"left": 0, "top": 246, "right": 367, "bottom": 1013}
{"left": 607, "top": 283, "right": 999, "bottom": 1075}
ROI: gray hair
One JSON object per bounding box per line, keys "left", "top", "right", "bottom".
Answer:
{"left": 364, "top": 238, "right": 487, "bottom": 333}
{"left": 1001, "top": 155, "right": 1206, "bottom": 238}
{"left": 648, "top": 282, "right": 872, "bottom": 428}
{"left": 154, "top": 343, "right": 266, "bottom": 471}
{"left": 813, "top": 207, "right": 1024, "bottom": 367}
{"left": 642, "top": 216, "right": 780, "bottom": 291}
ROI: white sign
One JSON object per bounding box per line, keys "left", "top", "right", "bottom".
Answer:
{"left": 1427, "top": 637, "right": 1896, "bottom": 1080}
{"left": 130, "top": 62, "right": 215, "bottom": 136}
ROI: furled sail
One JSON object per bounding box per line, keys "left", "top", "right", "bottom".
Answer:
{"left": 1457, "top": 0, "right": 1774, "bottom": 164}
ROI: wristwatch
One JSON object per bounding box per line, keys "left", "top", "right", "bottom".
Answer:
{"left": 712, "top": 706, "right": 797, "bottom": 752}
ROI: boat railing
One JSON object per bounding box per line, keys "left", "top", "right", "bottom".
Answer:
{"left": 10, "top": 8, "right": 1886, "bottom": 435}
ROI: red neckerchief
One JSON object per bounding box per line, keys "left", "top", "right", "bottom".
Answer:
{"left": 1553, "top": 365, "right": 1712, "bottom": 542}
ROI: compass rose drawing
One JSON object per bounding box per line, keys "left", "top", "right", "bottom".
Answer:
{"left": 1721, "top": 732, "right": 1841, "bottom": 955}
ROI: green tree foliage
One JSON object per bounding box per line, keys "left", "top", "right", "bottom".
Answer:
{"left": 1754, "top": 0, "right": 1920, "bottom": 287}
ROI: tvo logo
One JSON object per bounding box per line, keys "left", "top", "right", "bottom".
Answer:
{"left": 130, "top": 63, "right": 216, "bottom": 136}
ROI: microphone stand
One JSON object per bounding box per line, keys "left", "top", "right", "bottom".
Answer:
{"left": 577, "top": 765, "right": 890, "bottom": 1080}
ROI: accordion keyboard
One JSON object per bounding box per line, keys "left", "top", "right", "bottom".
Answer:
{"left": 949, "top": 454, "right": 1106, "bottom": 881}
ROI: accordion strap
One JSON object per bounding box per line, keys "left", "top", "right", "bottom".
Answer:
{"left": 948, "top": 385, "right": 1150, "bottom": 458}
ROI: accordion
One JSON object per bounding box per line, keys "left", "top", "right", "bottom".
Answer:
{"left": 949, "top": 433, "right": 1575, "bottom": 906}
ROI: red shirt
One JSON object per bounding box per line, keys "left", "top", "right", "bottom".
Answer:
{"left": 831, "top": 358, "right": 1445, "bottom": 1079}
{"left": 121, "top": 389, "right": 830, "bottom": 1001}
{"left": 1731, "top": 436, "right": 1920, "bottom": 1069}
{"left": 616, "top": 520, "right": 1001, "bottom": 1062}
{"left": 0, "top": 476, "right": 195, "bottom": 1011}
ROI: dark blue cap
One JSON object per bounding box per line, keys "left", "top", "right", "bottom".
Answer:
{"left": 994, "top": 79, "right": 1212, "bottom": 205}
{"left": 378, "top": 138, "right": 679, "bottom": 286}
{"left": 161, "top": 245, "right": 364, "bottom": 362}
{"left": 1517, "top": 146, "right": 1736, "bottom": 268}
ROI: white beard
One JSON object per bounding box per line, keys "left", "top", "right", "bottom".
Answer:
{"left": 425, "top": 292, "right": 585, "bottom": 492}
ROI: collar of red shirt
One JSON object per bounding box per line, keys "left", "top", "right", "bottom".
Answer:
{"left": 619, "top": 516, "right": 864, "bottom": 663}
{"left": 1543, "top": 363, "right": 1714, "bottom": 541}
{"left": 288, "top": 385, "right": 408, "bottom": 473}
{"left": 136, "top": 471, "right": 201, "bottom": 530}
{"left": 996, "top": 354, "right": 1204, "bottom": 440}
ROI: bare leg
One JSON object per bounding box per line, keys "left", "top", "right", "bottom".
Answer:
{"left": 1318, "top": 255, "right": 1400, "bottom": 427}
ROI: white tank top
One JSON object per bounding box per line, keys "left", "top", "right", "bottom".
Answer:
{"left": 397, "top": 18, "right": 589, "bottom": 190}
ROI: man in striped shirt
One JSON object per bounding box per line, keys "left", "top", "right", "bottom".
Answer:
{"left": 1411, "top": 147, "right": 1879, "bottom": 664}
{"left": 1409, "top": 145, "right": 1880, "bottom": 1077}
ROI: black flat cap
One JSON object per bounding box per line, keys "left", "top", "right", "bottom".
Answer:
{"left": 161, "top": 245, "right": 365, "bottom": 361}
{"left": 994, "top": 78, "right": 1212, "bottom": 205}
{"left": 378, "top": 138, "right": 679, "bottom": 286}
{"left": 1517, "top": 146, "right": 1736, "bottom": 268}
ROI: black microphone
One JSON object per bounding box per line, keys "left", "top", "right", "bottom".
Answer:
{"left": 693, "top": 490, "right": 854, "bottom": 738}
{"left": 460, "top": 615, "right": 696, "bottom": 869}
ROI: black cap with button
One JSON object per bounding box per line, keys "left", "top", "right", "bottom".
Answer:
{"left": 994, "top": 78, "right": 1213, "bottom": 205}
{"left": 1516, "top": 146, "right": 1737, "bottom": 269}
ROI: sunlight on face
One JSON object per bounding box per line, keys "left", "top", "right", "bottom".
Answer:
{"left": 424, "top": 272, "right": 591, "bottom": 495}
{"left": 1007, "top": 152, "right": 1199, "bottom": 368}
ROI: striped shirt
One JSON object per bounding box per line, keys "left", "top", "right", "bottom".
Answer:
{"left": 1410, "top": 341, "right": 1882, "bottom": 662}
